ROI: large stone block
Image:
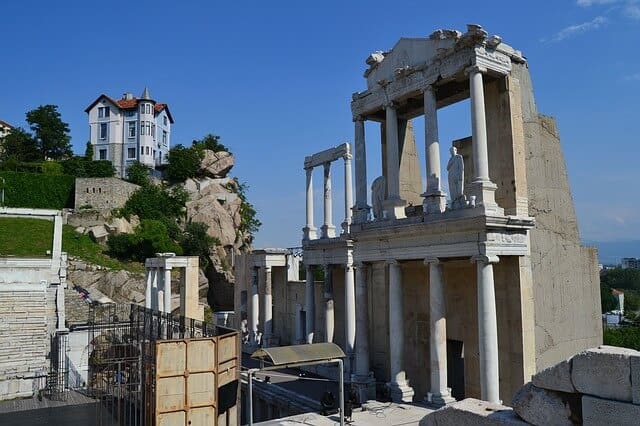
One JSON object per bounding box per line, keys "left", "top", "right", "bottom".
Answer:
{"left": 532, "top": 358, "right": 575, "bottom": 393}
{"left": 631, "top": 354, "right": 640, "bottom": 404}
{"left": 420, "top": 398, "right": 528, "bottom": 426}
{"left": 582, "top": 395, "right": 640, "bottom": 426}
{"left": 512, "top": 382, "right": 580, "bottom": 426}
{"left": 571, "top": 346, "right": 638, "bottom": 402}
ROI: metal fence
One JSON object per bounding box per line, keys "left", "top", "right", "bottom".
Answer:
{"left": 46, "top": 330, "right": 69, "bottom": 401}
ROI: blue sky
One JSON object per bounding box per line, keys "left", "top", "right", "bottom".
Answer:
{"left": 1, "top": 0, "right": 638, "bottom": 248}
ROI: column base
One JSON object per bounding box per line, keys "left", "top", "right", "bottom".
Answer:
{"left": 351, "top": 373, "right": 376, "bottom": 403}
{"left": 388, "top": 380, "right": 415, "bottom": 403}
{"left": 320, "top": 224, "right": 336, "bottom": 238}
{"left": 421, "top": 191, "right": 446, "bottom": 214}
{"left": 469, "top": 181, "right": 504, "bottom": 216}
{"left": 351, "top": 204, "right": 371, "bottom": 224}
{"left": 383, "top": 198, "right": 407, "bottom": 220}
{"left": 302, "top": 226, "right": 317, "bottom": 241}
{"left": 426, "top": 390, "right": 456, "bottom": 407}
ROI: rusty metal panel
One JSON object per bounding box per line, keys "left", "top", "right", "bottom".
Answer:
{"left": 187, "top": 372, "right": 216, "bottom": 408}
{"left": 157, "top": 341, "right": 186, "bottom": 377}
{"left": 157, "top": 411, "right": 186, "bottom": 426}
{"left": 188, "top": 406, "right": 217, "bottom": 425}
{"left": 217, "top": 334, "right": 236, "bottom": 364}
{"left": 156, "top": 376, "right": 185, "bottom": 413}
{"left": 187, "top": 339, "right": 216, "bottom": 372}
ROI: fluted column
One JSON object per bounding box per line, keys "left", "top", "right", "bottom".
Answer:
{"left": 250, "top": 266, "right": 260, "bottom": 345}
{"left": 353, "top": 118, "right": 370, "bottom": 223}
{"left": 387, "top": 260, "right": 414, "bottom": 402}
{"left": 145, "top": 268, "right": 152, "bottom": 309}
{"left": 383, "top": 104, "right": 406, "bottom": 220}
{"left": 263, "top": 266, "right": 273, "bottom": 347}
{"left": 473, "top": 254, "right": 500, "bottom": 403}
{"left": 320, "top": 163, "right": 336, "bottom": 238}
{"left": 425, "top": 258, "right": 455, "bottom": 406}
{"left": 342, "top": 148, "right": 353, "bottom": 234}
{"left": 422, "top": 86, "right": 446, "bottom": 214}
{"left": 344, "top": 260, "right": 356, "bottom": 376}
{"left": 354, "top": 262, "right": 370, "bottom": 379}
{"left": 303, "top": 167, "right": 317, "bottom": 241}
{"left": 305, "top": 264, "right": 316, "bottom": 344}
{"left": 163, "top": 267, "right": 172, "bottom": 314}
{"left": 324, "top": 264, "right": 334, "bottom": 342}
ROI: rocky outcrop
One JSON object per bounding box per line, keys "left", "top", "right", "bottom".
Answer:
{"left": 200, "top": 150, "right": 234, "bottom": 178}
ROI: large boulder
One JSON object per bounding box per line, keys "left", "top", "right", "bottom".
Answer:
{"left": 89, "top": 225, "right": 109, "bottom": 243}
{"left": 200, "top": 150, "right": 234, "bottom": 178}
{"left": 186, "top": 196, "right": 237, "bottom": 247}
{"left": 532, "top": 358, "right": 575, "bottom": 393}
{"left": 511, "top": 382, "right": 579, "bottom": 426}
{"left": 420, "top": 399, "right": 526, "bottom": 426}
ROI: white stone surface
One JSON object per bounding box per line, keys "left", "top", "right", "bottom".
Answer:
{"left": 582, "top": 395, "right": 640, "bottom": 426}
{"left": 571, "top": 346, "right": 638, "bottom": 402}
{"left": 511, "top": 383, "right": 574, "bottom": 426}
{"left": 531, "top": 358, "right": 575, "bottom": 393}
{"left": 420, "top": 398, "right": 527, "bottom": 426}
{"left": 631, "top": 354, "right": 640, "bottom": 404}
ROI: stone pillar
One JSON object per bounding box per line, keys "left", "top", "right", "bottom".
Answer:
{"left": 263, "top": 266, "right": 273, "bottom": 347}
{"left": 422, "top": 86, "right": 446, "bottom": 214}
{"left": 468, "top": 65, "right": 501, "bottom": 214}
{"left": 250, "top": 266, "right": 260, "bottom": 345}
{"left": 151, "top": 268, "right": 159, "bottom": 311}
{"left": 353, "top": 262, "right": 375, "bottom": 401}
{"left": 52, "top": 213, "right": 63, "bottom": 261}
{"left": 305, "top": 264, "right": 316, "bottom": 344}
{"left": 303, "top": 167, "right": 317, "bottom": 241}
{"left": 383, "top": 104, "right": 406, "bottom": 220}
{"left": 156, "top": 268, "right": 164, "bottom": 312}
{"left": 344, "top": 260, "right": 356, "bottom": 376}
{"left": 473, "top": 254, "right": 500, "bottom": 403}
{"left": 425, "top": 258, "right": 455, "bottom": 406}
{"left": 163, "top": 267, "right": 172, "bottom": 314}
{"left": 320, "top": 162, "right": 336, "bottom": 238}
{"left": 387, "top": 260, "right": 414, "bottom": 402}
{"left": 145, "top": 268, "right": 152, "bottom": 309}
{"left": 342, "top": 148, "right": 353, "bottom": 234}
{"left": 324, "top": 264, "right": 334, "bottom": 343}
{"left": 353, "top": 118, "right": 370, "bottom": 223}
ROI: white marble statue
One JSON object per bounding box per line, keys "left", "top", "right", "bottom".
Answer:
{"left": 371, "top": 176, "right": 386, "bottom": 220}
{"left": 447, "top": 146, "right": 466, "bottom": 209}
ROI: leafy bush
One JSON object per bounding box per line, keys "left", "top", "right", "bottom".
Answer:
{"left": 120, "top": 184, "right": 187, "bottom": 221}
{"left": 192, "top": 134, "right": 228, "bottom": 154}
{"left": 42, "top": 161, "right": 63, "bottom": 175}
{"left": 603, "top": 326, "right": 640, "bottom": 351}
{"left": 180, "top": 221, "right": 218, "bottom": 267}
{"left": 107, "top": 220, "right": 183, "bottom": 262}
{"left": 0, "top": 171, "right": 74, "bottom": 208}
{"left": 126, "top": 162, "right": 151, "bottom": 186}
{"left": 60, "top": 157, "right": 114, "bottom": 177}
{"left": 166, "top": 144, "right": 201, "bottom": 182}
{"left": 235, "top": 180, "right": 261, "bottom": 236}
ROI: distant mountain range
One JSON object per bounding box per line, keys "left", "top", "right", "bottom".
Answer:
{"left": 584, "top": 240, "right": 640, "bottom": 265}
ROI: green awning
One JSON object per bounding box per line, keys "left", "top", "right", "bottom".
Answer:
{"left": 251, "top": 343, "right": 345, "bottom": 366}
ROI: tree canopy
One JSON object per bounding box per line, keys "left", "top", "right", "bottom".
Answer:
{"left": 1, "top": 127, "right": 40, "bottom": 162}
{"left": 26, "top": 105, "right": 72, "bottom": 160}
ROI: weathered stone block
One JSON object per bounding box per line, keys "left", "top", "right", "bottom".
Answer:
{"left": 582, "top": 395, "right": 640, "bottom": 426}
{"left": 532, "top": 358, "right": 575, "bottom": 393}
{"left": 631, "top": 354, "right": 640, "bottom": 404}
{"left": 512, "top": 382, "right": 580, "bottom": 426}
{"left": 420, "top": 398, "right": 528, "bottom": 425}
{"left": 571, "top": 346, "right": 638, "bottom": 402}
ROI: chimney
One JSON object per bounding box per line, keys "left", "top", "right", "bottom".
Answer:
{"left": 123, "top": 92, "right": 134, "bottom": 100}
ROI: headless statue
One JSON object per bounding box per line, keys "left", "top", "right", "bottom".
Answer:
{"left": 371, "top": 176, "right": 386, "bottom": 220}
{"left": 447, "top": 146, "right": 466, "bottom": 209}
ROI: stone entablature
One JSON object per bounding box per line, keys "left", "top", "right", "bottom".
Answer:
{"left": 74, "top": 177, "right": 140, "bottom": 212}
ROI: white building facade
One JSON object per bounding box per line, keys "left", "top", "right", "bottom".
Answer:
{"left": 85, "top": 87, "right": 174, "bottom": 178}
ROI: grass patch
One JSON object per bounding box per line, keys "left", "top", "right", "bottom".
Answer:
{"left": 0, "top": 217, "right": 144, "bottom": 273}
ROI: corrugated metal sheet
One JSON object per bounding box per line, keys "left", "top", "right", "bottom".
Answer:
{"left": 251, "top": 343, "right": 345, "bottom": 366}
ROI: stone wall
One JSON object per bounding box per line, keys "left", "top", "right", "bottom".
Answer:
{"left": 74, "top": 177, "right": 139, "bottom": 212}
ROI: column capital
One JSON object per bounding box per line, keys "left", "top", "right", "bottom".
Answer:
{"left": 465, "top": 64, "right": 488, "bottom": 75}
{"left": 383, "top": 101, "right": 398, "bottom": 110}
{"left": 343, "top": 152, "right": 353, "bottom": 161}
{"left": 471, "top": 254, "right": 499, "bottom": 264}
{"left": 345, "top": 263, "right": 355, "bottom": 272}
{"left": 385, "top": 259, "right": 398, "bottom": 266}
{"left": 264, "top": 265, "right": 272, "bottom": 272}
{"left": 305, "top": 166, "right": 313, "bottom": 174}
{"left": 423, "top": 85, "right": 437, "bottom": 95}
{"left": 323, "top": 161, "right": 331, "bottom": 170}
{"left": 424, "top": 257, "right": 442, "bottom": 265}
{"left": 353, "top": 115, "right": 366, "bottom": 123}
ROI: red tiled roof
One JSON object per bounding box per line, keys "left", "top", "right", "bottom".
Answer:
{"left": 116, "top": 98, "right": 138, "bottom": 109}
{"left": 85, "top": 94, "right": 174, "bottom": 123}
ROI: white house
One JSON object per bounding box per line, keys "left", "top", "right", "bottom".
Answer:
{"left": 85, "top": 88, "right": 174, "bottom": 178}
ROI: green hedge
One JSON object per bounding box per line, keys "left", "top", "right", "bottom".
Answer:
{"left": 0, "top": 171, "right": 75, "bottom": 209}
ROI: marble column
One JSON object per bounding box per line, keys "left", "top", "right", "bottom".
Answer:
{"left": 383, "top": 104, "right": 406, "bottom": 220}
{"left": 342, "top": 149, "right": 353, "bottom": 234}
{"left": 263, "top": 266, "right": 273, "bottom": 347}
{"left": 468, "top": 65, "right": 501, "bottom": 214}
{"left": 324, "top": 264, "right": 334, "bottom": 343}
{"left": 353, "top": 118, "right": 370, "bottom": 223}
{"left": 163, "top": 267, "right": 172, "bottom": 314}
{"left": 151, "top": 268, "right": 159, "bottom": 311}
{"left": 425, "top": 258, "right": 455, "bottom": 406}
{"left": 387, "top": 260, "right": 414, "bottom": 402}
{"left": 354, "top": 262, "right": 370, "bottom": 379}
{"left": 250, "top": 266, "right": 260, "bottom": 345}
{"left": 303, "top": 167, "right": 317, "bottom": 241}
{"left": 344, "top": 260, "right": 356, "bottom": 376}
{"left": 473, "top": 254, "right": 500, "bottom": 403}
{"left": 145, "top": 268, "right": 152, "bottom": 309}
{"left": 321, "top": 163, "right": 336, "bottom": 238}
{"left": 422, "top": 86, "right": 446, "bottom": 214}
{"left": 305, "top": 264, "right": 316, "bottom": 344}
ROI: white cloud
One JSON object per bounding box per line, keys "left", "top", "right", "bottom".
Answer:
{"left": 546, "top": 16, "right": 609, "bottom": 42}
{"left": 577, "top": 0, "right": 621, "bottom": 6}
{"left": 625, "top": 4, "right": 640, "bottom": 18}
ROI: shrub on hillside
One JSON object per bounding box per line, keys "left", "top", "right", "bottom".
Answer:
{"left": 120, "top": 185, "right": 188, "bottom": 221}
{"left": 126, "top": 162, "right": 151, "bottom": 186}
{"left": 42, "top": 161, "right": 63, "bottom": 175}
{"left": 166, "top": 145, "right": 201, "bottom": 182}
{"left": 107, "top": 219, "right": 183, "bottom": 262}
{"left": 60, "top": 157, "right": 114, "bottom": 178}
{"left": 0, "top": 171, "right": 74, "bottom": 209}
{"left": 180, "top": 221, "right": 219, "bottom": 267}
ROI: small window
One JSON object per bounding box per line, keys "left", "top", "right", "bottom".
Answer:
{"left": 99, "top": 149, "right": 107, "bottom": 160}
{"left": 128, "top": 147, "right": 136, "bottom": 159}
{"left": 163, "top": 116, "right": 167, "bottom": 126}
{"left": 99, "top": 123, "right": 107, "bottom": 139}
{"left": 140, "top": 147, "right": 143, "bottom": 155}
{"left": 162, "top": 130, "right": 167, "bottom": 145}
{"left": 145, "top": 122, "right": 151, "bottom": 136}
{"left": 98, "top": 107, "right": 110, "bottom": 118}
{"left": 126, "top": 110, "right": 135, "bottom": 117}
{"left": 146, "top": 104, "right": 151, "bottom": 114}
{"left": 128, "top": 121, "right": 136, "bottom": 138}
{"left": 146, "top": 146, "right": 150, "bottom": 155}
{"left": 140, "top": 121, "right": 145, "bottom": 135}
{"left": 152, "top": 123, "right": 155, "bottom": 138}
{"left": 140, "top": 104, "right": 145, "bottom": 114}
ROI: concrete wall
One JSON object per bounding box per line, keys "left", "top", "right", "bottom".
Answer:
{"left": 74, "top": 177, "right": 140, "bottom": 213}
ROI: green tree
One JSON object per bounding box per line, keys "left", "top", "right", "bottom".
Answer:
{"left": 601, "top": 268, "right": 640, "bottom": 292}
{"left": 126, "top": 161, "right": 151, "bottom": 186}
{"left": 235, "top": 180, "right": 261, "bottom": 236}
{"left": 84, "top": 141, "right": 93, "bottom": 159}
{"left": 1, "top": 128, "right": 40, "bottom": 162}
{"left": 107, "top": 219, "right": 182, "bottom": 262}
{"left": 192, "top": 134, "right": 228, "bottom": 153}
{"left": 180, "top": 221, "right": 218, "bottom": 267}
{"left": 166, "top": 144, "right": 201, "bottom": 182}
{"left": 601, "top": 283, "right": 617, "bottom": 313}
{"left": 25, "top": 105, "right": 72, "bottom": 160}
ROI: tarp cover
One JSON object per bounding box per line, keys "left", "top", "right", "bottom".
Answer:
{"left": 251, "top": 342, "right": 345, "bottom": 366}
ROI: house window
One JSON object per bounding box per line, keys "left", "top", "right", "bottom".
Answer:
{"left": 99, "top": 123, "right": 107, "bottom": 140}
{"left": 128, "top": 121, "right": 136, "bottom": 138}
{"left": 98, "top": 107, "right": 110, "bottom": 118}
{"left": 99, "top": 149, "right": 107, "bottom": 160}
{"left": 145, "top": 122, "right": 151, "bottom": 136}
{"left": 146, "top": 104, "right": 151, "bottom": 114}
{"left": 163, "top": 116, "right": 167, "bottom": 126}
{"left": 152, "top": 123, "right": 155, "bottom": 138}
{"left": 146, "top": 146, "right": 150, "bottom": 155}
{"left": 126, "top": 110, "right": 135, "bottom": 117}
{"left": 128, "top": 148, "right": 136, "bottom": 159}
{"left": 140, "top": 104, "right": 145, "bottom": 114}
{"left": 140, "top": 147, "right": 144, "bottom": 156}
{"left": 162, "top": 130, "right": 167, "bottom": 145}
